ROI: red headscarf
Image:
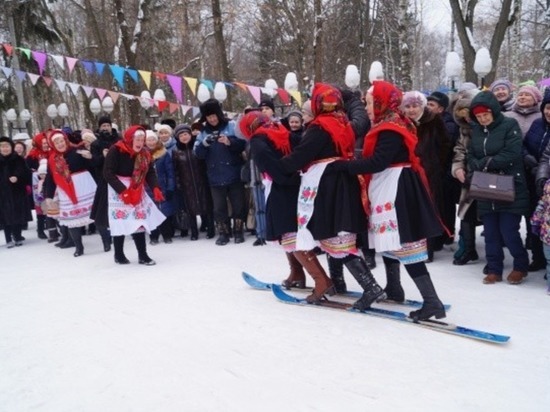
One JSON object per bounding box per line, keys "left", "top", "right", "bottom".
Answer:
{"left": 27, "top": 131, "right": 50, "bottom": 161}
{"left": 361, "top": 81, "right": 430, "bottom": 213}
{"left": 239, "top": 112, "right": 291, "bottom": 155}
{"left": 309, "top": 83, "right": 355, "bottom": 159}
{"left": 114, "top": 125, "right": 152, "bottom": 196}
{"left": 47, "top": 129, "right": 78, "bottom": 204}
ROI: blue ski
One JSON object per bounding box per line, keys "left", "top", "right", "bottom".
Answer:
{"left": 242, "top": 271, "right": 451, "bottom": 310}
{"left": 270, "top": 284, "right": 510, "bottom": 345}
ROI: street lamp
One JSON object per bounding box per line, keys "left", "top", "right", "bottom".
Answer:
{"left": 102, "top": 96, "right": 114, "bottom": 114}
{"left": 445, "top": 52, "right": 462, "bottom": 92}
{"left": 474, "top": 47, "right": 492, "bottom": 89}
{"left": 5, "top": 108, "right": 32, "bottom": 138}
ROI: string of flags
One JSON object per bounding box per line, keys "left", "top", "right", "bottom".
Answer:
{"left": 0, "top": 43, "right": 304, "bottom": 108}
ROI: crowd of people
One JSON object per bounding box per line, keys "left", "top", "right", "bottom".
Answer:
{"left": 1, "top": 77, "right": 549, "bottom": 316}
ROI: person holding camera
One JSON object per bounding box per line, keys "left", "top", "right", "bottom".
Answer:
{"left": 90, "top": 116, "right": 120, "bottom": 252}
{"left": 194, "top": 99, "right": 247, "bottom": 246}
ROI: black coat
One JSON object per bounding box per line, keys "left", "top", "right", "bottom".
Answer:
{"left": 278, "top": 124, "right": 367, "bottom": 240}
{"left": 250, "top": 134, "right": 301, "bottom": 240}
{"left": 172, "top": 139, "right": 213, "bottom": 216}
{"left": 43, "top": 148, "right": 93, "bottom": 198}
{"left": 103, "top": 146, "right": 158, "bottom": 194}
{"left": 0, "top": 153, "right": 30, "bottom": 226}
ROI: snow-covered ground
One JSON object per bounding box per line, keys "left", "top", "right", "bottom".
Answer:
{"left": 1, "top": 222, "right": 549, "bottom": 412}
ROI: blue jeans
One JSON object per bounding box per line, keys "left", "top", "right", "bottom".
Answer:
{"left": 542, "top": 244, "right": 550, "bottom": 289}
{"left": 481, "top": 212, "right": 529, "bottom": 276}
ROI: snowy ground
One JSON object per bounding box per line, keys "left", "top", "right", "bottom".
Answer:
{"left": 1, "top": 222, "right": 549, "bottom": 412}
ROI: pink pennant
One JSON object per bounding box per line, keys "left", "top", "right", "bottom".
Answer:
{"left": 42, "top": 76, "right": 53, "bottom": 87}
{"left": 82, "top": 86, "right": 94, "bottom": 98}
{"left": 65, "top": 57, "right": 79, "bottom": 74}
{"left": 108, "top": 91, "right": 120, "bottom": 103}
{"left": 167, "top": 74, "right": 183, "bottom": 103}
{"left": 2, "top": 43, "right": 13, "bottom": 56}
{"left": 169, "top": 103, "right": 179, "bottom": 114}
{"left": 27, "top": 73, "right": 40, "bottom": 85}
{"left": 246, "top": 85, "right": 262, "bottom": 104}
{"left": 95, "top": 88, "right": 108, "bottom": 100}
{"left": 31, "top": 51, "right": 48, "bottom": 75}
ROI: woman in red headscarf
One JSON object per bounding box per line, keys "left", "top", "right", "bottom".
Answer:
{"left": 103, "top": 125, "right": 165, "bottom": 265}
{"left": 273, "top": 83, "right": 385, "bottom": 308}
{"left": 331, "top": 80, "right": 446, "bottom": 321}
{"left": 43, "top": 129, "right": 96, "bottom": 257}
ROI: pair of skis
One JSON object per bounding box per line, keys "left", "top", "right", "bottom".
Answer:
{"left": 242, "top": 272, "right": 510, "bottom": 344}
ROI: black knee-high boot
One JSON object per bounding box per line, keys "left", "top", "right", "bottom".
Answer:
{"left": 382, "top": 256, "right": 404, "bottom": 302}
{"left": 327, "top": 256, "right": 347, "bottom": 293}
{"left": 113, "top": 235, "right": 129, "bottom": 264}
{"left": 36, "top": 215, "right": 47, "bottom": 239}
{"left": 57, "top": 226, "right": 75, "bottom": 249}
{"left": 405, "top": 262, "right": 445, "bottom": 321}
{"left": 69, "top": 227, "right": 84, "bottom": 257}
{"left": 132, "top": 232, "right": 156, "bottom": 265}
{"left": 97, "top": 226, "right": 111, "bottom": 252}
{"left": 189, "top": 216, "right": 199, "bottom": 241}
{"left": 342, "top": 255, "right": 386, "bottom": 311}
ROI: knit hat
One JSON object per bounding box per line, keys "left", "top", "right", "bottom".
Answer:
{"left": 259, "top": 99, "right": 275, "bottom": 112}
{"left": 98, "top": 115, "right": 112, "bottom": 128}
{"left": 457, "top": 82, "right": 478, "bottom": 93}
{"left": 402, "top": 91, "right": 428, "bottom": 108}
{"left": 37, "top": 159, "right": 48, "bottom": 175}
{"left": 472, "top": 105, "right": 492, "bottom": 116}
{"left": 0, "top": 136, "right": 14, "bottom": 149}
{"left": 517, "top": 85, "right": 543, "bottom": 104}
{"left": 81, "top": 129, "right": 96, "bottom": 143}
{"left": 301, "top": 100, "right": 313, "bottom": 118}
{"left": 174, "top": 124, "right": 192, "bottom": 138}
{"left": 157, "top": 124, "right": 173, "bottom": 135}
{"left": 490, "top": 78, "right": 514, "bottom": 93}
{"left": 146, "top": 130, "right": 158, "bottom": 142}
{"left": 426, "top": 91, "right": 450, "bottom": 110}
{"left": 286, "top": 110, "right": 303, "bottom": 121}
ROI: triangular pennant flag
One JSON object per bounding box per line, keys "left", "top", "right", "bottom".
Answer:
{"left": 94, "top": 62, "right": 106, "bottom": 76}
{"left": 126, "top": 68, "right": 139, "bottom": 83}
{"left": 157, "top": 100, "right": 169, "bottom": 112}
{"left": 121, "top": 93, "right": 134, "bottom": 100}
{"left": 138, "top": 70, "right": 151, "bottom": 89}
{"left": 200, "top": 79, "right": 214, "bottom": 91}
{"left": 169, "top": 103, "right": 179, "bottom": 114}
{"left": 2, "top": 43, "right": 13, "bottom": 56}
{"left": 277, "top": 89, "right": 291, "bottom": 105}
{"left": 15, "top": 70, "right": 27, "bottom": 82}
{"left": 17, "top": 48, "right": 31, "bottom": 60}
{"left": 180, "top": 105, "right": 192, "bottom": 116}
{"left": 167, "top": 74, "right": 183, "bottom": 103}
{"left": 246, "top": 85, "right": 262, "bottom": 104}
{"left": 42, "top": 76, "right": 53, "bottom": 87}
{"left": 95, "top": 88, "right": 108, "bottom": 100}
{"left": 154, "top": 71, "right": 167, "bottom": 81}
{"left": 539, "top": 78, "right": 550, "bottom": 87}
{"left": 55, "top": 79, "right": 67, "bottom": 91}
{"left": 50, "top": 54, "right": 65, "bottom": 70}
{"left": 192, "top": 107, "right": 201, "bottom": 118}
{"left": 108, "top": 91, "right": 121, "bottom": 103}
{"left": 184, "top": 77, "right": 198, "bottom": 96}
{"left": 31, "top": 51, "right": 48, "bottom": 75}
{"left": 109, "top": 64, "right": 125, "bottom": 89}
{"left": 82, "top": 86, "right": 94, "bottom": 98}
{"left": 80, "top": 60, "right": 95, "bottom": 75}
{"left": 27, "top": 73, "right": 40, "bottom": 86}
{"left": 1, "top": 67, "right": 13, "bottom": 78}
{"left": 66, "top": 57, "right": 79, "bottom": 74}
{"left": 289, "top": 90, "right": 302, "bottom": 107}
{"left": 68, "top": 82, "right": 81, "bottom": 96}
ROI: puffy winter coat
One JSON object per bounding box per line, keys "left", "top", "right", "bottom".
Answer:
{"left": 0, "top": 152, "right": 31, "bottom": 225}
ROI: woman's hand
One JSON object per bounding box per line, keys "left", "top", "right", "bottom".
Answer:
{"left": 8, "top": 176, "right": 17, "bottom": 183}
{"left": 455, "top": 168, "right": 466, "bottom": 184}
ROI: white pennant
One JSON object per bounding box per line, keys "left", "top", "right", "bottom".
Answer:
{"left": 54, "top": 79, "right": 67, "bottom": 91}
{"left": 27, "top": 73, "right": 40, "bottom": 85}
{"left": 50, "top": 54, "right": 65, "bottom": 70}
{"left": 68, "top": 82, "right": 81, "bottom": 96}
{"left": 82, "top": 86, "right": 94, "bottom": 98}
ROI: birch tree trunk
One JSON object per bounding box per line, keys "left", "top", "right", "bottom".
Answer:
{"left": 313, "top": 0, "right": 324, "bottom": 82}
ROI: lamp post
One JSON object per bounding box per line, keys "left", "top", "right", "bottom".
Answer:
{"left": 5, "top": 108, "right": 32, "bottom": 139}
{"left": 445, "top": 52, "right": 462, "bottom": 92}
{"left": 474, "top": 47, "right": 492, "bottom": 89}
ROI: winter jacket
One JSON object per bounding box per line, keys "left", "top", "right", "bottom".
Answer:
{"left": 0, "top": 152, "right": 30, "bottom": 226}
{"left": 531, "top": 179, "right": 550, "bottom": 245}
{"left": 193, "top": 120, "right": 246, "bottom": 187}
{"left": 467, "top": 91, "right": 529, "bottom": 217}
{"left": 532, "top": 91, "right": 550, "bottom": 194}
{"left": 148, "top": 143, "right": 176, "bottom": 217}
{"left": 504, "top": 104, "right": 541, "bottom": 138}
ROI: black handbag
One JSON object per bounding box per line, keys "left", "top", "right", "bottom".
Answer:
{"left": 173, "top": 209, "right": 190, "bottom": 231}
{"left": 468, "top": 158, "right": 515, "bottom": 203}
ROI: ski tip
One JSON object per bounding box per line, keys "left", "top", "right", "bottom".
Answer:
{"left": 242, "top": 272, "right": 272, "bottom": 290}
{"left": 271, "top": 284, "right": 303, "bottom": 303}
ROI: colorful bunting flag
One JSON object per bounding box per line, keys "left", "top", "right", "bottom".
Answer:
{"left": 66, "top": 57, "right": 79, "bottom": 74}
{"left": 167, "top": 74, "right": 183, "bottom": 103}
{"left": 95, "top": 88, "right": 108, "bottom": 100}
{"left": 2, "top": 43, "right": 13, "bottom": 56}
{"left": 109, "top": 65, "right": 125, "bottom": 89}
{"left": 50, "top": 54, "right": 65, "bottom": 70}
{"left": 94, "top": 62, "right": 106, "bottom": 76}
{"left": 126, "top": 68, "right": 138, "bottom": 83}
{"left": 18, "top": 48, "right": 31, "bottom": 60}
{"left": 138, "top": 70, "right": 151, "bottom": 89}
{"left": 68, "top": 82, "right": 81, "bottom": 96}
{"left": 184, "top": 77, "right": 198, "bottom": 96}
{"left": 27, "top": 73, "right": 40, "bottom": 86}
{"left": 31, "top": 51, "right": 48, "bottom": 75}
{"left": 80, "top": 60, "right": 95, "bottom": 75}
{"left": 246, "top": 85, "right": 261, "bottom": 104}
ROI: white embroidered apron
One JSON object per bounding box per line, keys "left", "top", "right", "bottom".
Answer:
{"left": 57, "top": 171, "right": 97, "bottom": 228}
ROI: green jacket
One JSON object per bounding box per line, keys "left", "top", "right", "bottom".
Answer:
{"left": 467, "top": 91, "right": 529, "bottom": 217}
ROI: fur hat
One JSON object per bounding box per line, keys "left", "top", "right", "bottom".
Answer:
{"left": 98, "top": 115, "right": 112, "bottom": 128}
{"left": 517, "top": 85, "right": 543, "bottom": 104}
{"left": 490, "top": 79, "right": 514, "bottom": 94}
{"left": 0, "top": 136, "right": 14, "bottom": 150}
{"left": 199, "top": 98, "right": 224, "bottom": 123}
{"left": 174, "top": 124, "right": 192, "bottom": 138}
{"left": 259, "top": 99, "right": 275, "bottom": 112}
{"left": 402, "top": 91, "right": 428, "bottom": 108}
{"left": 427, "top": 91, "right": 450, "bottom": 110}
{"left": 160, "top": 118, "right": 176, "bottom": 130}
{"left": 37, "top": 158, "right": 48, "bottom": 175}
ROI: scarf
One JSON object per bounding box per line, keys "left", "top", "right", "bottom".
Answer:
{"left": 309, "top": 83, "right": 355, "bottom": 159}
{"left": 114, "top": 125, "right": 152, "bottom": 196}
{"left": 47, "top": 130, "right": 78, "bottom": 204}
{"left": 240, "top": 112, "right": 292, "bottom": 155}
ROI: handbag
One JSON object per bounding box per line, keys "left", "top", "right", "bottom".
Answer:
{"left": 173, "top": 209, "right": 190, "bottom": 231}
{"left": 468, "top": 158, "right": 515, "bottom": 203}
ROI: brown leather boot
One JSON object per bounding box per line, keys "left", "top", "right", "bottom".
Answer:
{"left": 293, "top": 250, "right": 336, "bottom": 303}
{"left": 506, "top": 270, "right": 527, "bottom": 285}
{"left": 282, "top": 252, "right": 306, "bottom": 289}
